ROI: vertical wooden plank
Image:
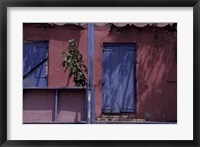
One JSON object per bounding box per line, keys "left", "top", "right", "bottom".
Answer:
{"left": 113, "top": 48, "right": 120, "bottom": 112}
{"left": 119, "top": 45, "right": 136, "bottom": 112}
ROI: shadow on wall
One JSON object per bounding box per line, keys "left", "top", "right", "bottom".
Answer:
{"left": 103, "top": 25, "right": 177, "bottom": 121}
{"left": 136, "top": 42, "right": 177, "bottom": 121}
{"left": 135, "top": 28, "right": 177, "bottom": 121}
{"left": 57, "top": 90, "right": 85, "bottom": 122}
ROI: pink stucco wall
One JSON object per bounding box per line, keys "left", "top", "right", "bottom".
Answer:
{"left": 57, "top": 90, "right": 86, "bottom": 122}
{"left": 23, "top": 23, "right": 177, "bottom": 122}
{"left": 23, "top": 89, "right": 55, "bottom": 122}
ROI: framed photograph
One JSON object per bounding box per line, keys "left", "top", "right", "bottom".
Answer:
{"left": 0, "top": 0, "right": 199, "bottom": 146}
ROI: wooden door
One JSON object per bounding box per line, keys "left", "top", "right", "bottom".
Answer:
{"left": 102, "top": 43, "right": 136, "bottom": 113}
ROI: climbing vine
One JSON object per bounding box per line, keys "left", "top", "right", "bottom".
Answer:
{"left": 61, "top": 39, "right": 87, "bottom": 87}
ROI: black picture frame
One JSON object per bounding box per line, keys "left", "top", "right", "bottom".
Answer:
{"left": 0, "top": 0, "right": 199, "bottom": 146}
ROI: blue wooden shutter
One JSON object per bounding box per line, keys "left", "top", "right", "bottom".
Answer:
{"left": 102, "top": 44, "right": 136, "bottom": 113}
{"left": 23, "top": 41, "right": 48, "bottom": 87}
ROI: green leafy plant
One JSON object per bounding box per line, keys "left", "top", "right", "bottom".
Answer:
{"left": 61, "top": 39, "right": 87, "bottom": 87}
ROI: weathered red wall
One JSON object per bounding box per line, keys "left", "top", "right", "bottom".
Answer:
{"left": 23, "top": 24, "right": 87, "bottom": 123}
{"left": 93, "top": 24, "right": 177, "bottom": 121}
{"left": 23, "top": 23, "right": 177, "bottom": 122}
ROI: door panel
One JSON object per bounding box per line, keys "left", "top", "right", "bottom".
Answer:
{"left": 102, "top": 49, "right": 120, "bottom": 113}
{"left": 120, "top": 49, "right": 135, "bottom": 112}
{"left": 102, "top": 44, "right": 136, "bottom": 113}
